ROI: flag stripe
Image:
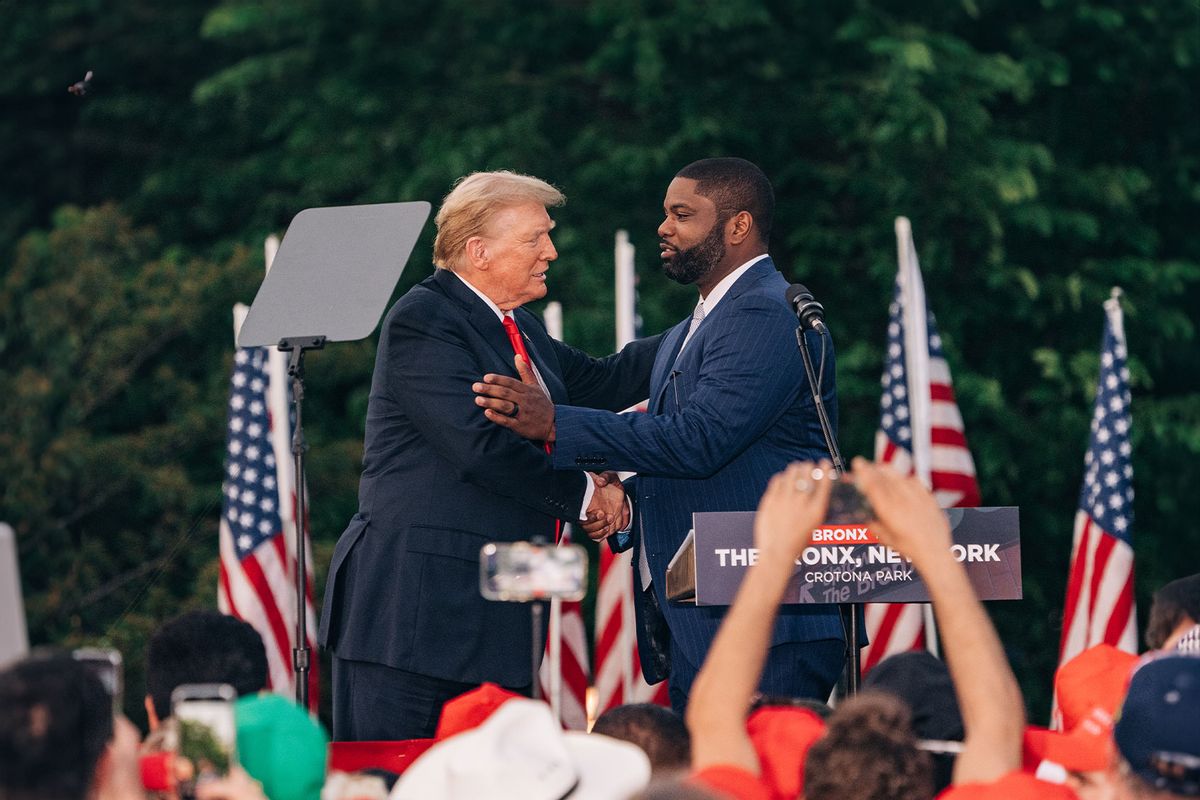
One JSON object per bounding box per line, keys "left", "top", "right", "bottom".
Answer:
{"left": 1058, "top": 514, "right": 1090, "bottom": 656}
{"left": 218, "top": 559, "right": 240, "bottom": 619}
{"left": 1103, "top": 570, "right": 1135, "bottom": 644}
{"left": 929, "top": 383, "right": 956, "bottom": 402}
{"left": 928, "top": 470, "right": 980, "bottom": 497}
{"left": 1085, "top": 534, "right": 1115, "bottom": 628}
{"left": 241, "top": 552, "right": 294, "bottom": 678}
{"left": 539, "top": 528, "right": 590, "bottom": 729}
{"left": 862, "top": 605, "right": 902, "bottom": 672}
{"left": 930, "top": 427, "right": 968, "bottom": 448}
{"left": 596, "top": 606, "right": 623, "bottom": 667}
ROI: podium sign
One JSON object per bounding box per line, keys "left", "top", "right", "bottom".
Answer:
{"left": 669, "top": 507, "right": 1021, "bottom": 606}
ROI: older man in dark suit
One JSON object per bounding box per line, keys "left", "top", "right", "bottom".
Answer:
{"left": 319, "top": 171, "right": 660, "bottom": 740}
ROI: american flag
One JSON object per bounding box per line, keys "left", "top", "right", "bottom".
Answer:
{"left": 536, "top": 303, "right": 593, "bottom": 730}
{"left": 1055, "top": 290, "right": 1136, "bottom": 724}
{"left": 218, "top": 328, "right": 319, "bottom": 710}
{"left": 864, "top": 217, "right": 981, "bottom": 674}
{"left": 593, "top": 231, "right": 670, "bottom": 717}
{"left": 539, "top": 524, "right": 591, "bottom": 730}
{"left": 594, "top": 538, "right": 670, "bottom": 715}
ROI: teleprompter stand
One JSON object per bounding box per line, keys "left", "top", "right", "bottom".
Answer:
{"left": 238, "top": 202, "right": 431, "bottom": 708}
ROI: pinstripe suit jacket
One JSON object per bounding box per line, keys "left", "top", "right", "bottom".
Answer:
{"left": 553, "top": 258, "right": 844, "bottom": 681}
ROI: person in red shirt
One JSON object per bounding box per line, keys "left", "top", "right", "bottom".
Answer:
{"left": 682, "top": 459, "right": 1078, "bottom": 800}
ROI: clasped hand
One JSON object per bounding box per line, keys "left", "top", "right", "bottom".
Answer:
{"left": 582, "top": 471, "right": 629, "bottom": 542}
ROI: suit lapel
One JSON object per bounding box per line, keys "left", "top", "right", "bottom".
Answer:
{"left": 429, "top": 269, "right": 516, "bottom": 373}
{"left": 650, "top": 319, "right": 690, "bottom": 412}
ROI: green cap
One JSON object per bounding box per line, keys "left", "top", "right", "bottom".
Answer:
{"left": 235, "top": 693, "right": 328, "bottom": 800}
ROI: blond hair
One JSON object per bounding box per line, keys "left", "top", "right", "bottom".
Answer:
{"left": 432, "top": 171, "right": 565, "bottom": 270}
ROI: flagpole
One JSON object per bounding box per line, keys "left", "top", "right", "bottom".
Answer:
{"left": 895, "top": 218, "right": 932, "bottom": 486}
{"left": 613, "top": 231, "right": 638, "bottom": 702}
{"left": 542, "top": 303, "right": 565, "bottom": 722}
{"left": 895, "top": 217, "right": 941, "bottom": 656}
{"left": 615, "top": 231, "right": 636, "bottom": 350}
{"left": 1104, "top": 287, "right": 1124, "bottom": 338}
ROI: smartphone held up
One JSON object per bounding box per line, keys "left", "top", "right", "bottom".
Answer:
{"left": 171, "top": 683, "right": 238, "bottom": 799}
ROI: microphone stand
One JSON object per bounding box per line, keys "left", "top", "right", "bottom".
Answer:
{"left": 794, "top": 326, "right": 859, "bottom": 694}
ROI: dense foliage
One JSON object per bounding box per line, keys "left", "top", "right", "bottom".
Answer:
{"left": 2, "top": 0, "right": 1197, "bottom": 724}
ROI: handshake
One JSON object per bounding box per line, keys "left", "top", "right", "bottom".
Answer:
{"left": 583, "top": 472, "right": 630, "bottom": 543}
{"left": 472, "top": 355, "right": 626, "bottom": 543}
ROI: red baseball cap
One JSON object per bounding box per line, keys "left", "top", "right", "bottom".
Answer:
{"left": 1024, "top": 707, "right": 1115, "bottom": 773}
{"left": 1055, "top": 644, "right": 1137, "bottom": 731}
{"left": 1022, "top": 644, "right": 1136, "bottom": 775}
{"left": 746, "top": 706, "right": 826, "bottom": 799}
{"left": 435, "top": 683, "right": 523, "bottom": 740}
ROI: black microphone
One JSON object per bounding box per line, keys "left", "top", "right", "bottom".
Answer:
{"left": 785, "top": 283, "right": 827, "bottom": 334}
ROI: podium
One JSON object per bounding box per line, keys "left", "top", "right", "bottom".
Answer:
{"left": 665, "top": 507, "right": 1022, "bottom": 606}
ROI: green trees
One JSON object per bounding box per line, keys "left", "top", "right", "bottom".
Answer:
{"left": 2, "top": 0, "right": 1197, "bottom": 722}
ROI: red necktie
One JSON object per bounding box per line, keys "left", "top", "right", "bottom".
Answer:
{"left": 503, "top": 315, "right": 562, "bottom": 542}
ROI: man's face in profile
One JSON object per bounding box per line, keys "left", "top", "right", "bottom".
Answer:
{"left": 479, "top": 202, "right": 559, "bottom": 310}
{"left": 658, "top": 177, "right": 726, "bottom": 286}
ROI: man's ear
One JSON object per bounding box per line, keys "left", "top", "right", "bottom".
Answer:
{"left": 726, "top": 211, "right": 754, "bottom": 245}
{"left": 144, "top": 695, "right": 160, "bottom": 731}
{"left": 465, "top": 236, "right": 490, "bottom": 270}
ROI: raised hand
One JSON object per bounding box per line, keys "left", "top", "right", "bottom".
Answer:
{"left": 851, "top": 456, "right": 952, "bottom": 569}
{"left": 753, "top": 461, "right": 833, "bottom": 568}
{"left": 473, "top": 355, "right": 556, "bottom": 441}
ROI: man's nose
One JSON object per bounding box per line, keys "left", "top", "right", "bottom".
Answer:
{"left": 658, "top": 217, "right": 673, "bottom": 239}
{"left": 544, "top": 236, "right": 558, "bottom": 261}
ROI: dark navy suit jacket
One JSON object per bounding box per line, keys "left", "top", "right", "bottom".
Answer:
{"left": 318, "top": 268, "right": 661, "bottom": 686}
{"left": 552, "top": 258, "right": 844, "bottom": 681}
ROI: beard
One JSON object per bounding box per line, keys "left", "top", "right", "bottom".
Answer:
{"left": 662, "top": 221, "right": 726, "bottom": 286}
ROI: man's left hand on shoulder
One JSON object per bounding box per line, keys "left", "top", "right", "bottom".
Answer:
{"left": 473, "top": 354, "right": 556, "bottom": 441}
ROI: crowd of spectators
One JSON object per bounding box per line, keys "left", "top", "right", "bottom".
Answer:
{"left": 1, "top": 459, "right": 1197, "bottom": 800}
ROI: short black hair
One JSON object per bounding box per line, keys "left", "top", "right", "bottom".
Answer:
{"left": 0, "top": 655, "right": 114, "bottom": 800}
{"left": 675, "top": 157, "right": 775, "bottom": 243}
{"left": 1146, "top": 574, "right": 1200, "bottom": 650}
{"left": 592, "top": 703, "right": 691, "bottom": 773}
{"left": 146, "top": 610, "right": 269, "bottom": 721}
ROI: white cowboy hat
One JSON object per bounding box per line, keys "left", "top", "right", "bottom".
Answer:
{"left": 390, "top": 699, "right": 651, "bottom": 800}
